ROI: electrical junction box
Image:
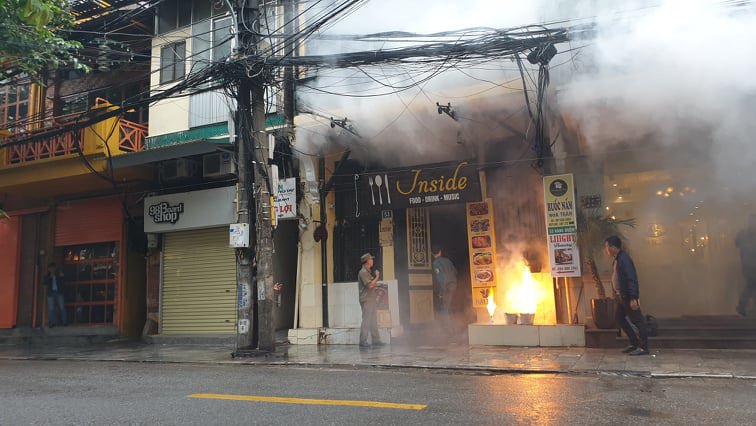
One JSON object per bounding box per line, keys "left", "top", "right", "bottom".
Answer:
{"left": 229, "top": 223, "right": 250, "bottom": 248}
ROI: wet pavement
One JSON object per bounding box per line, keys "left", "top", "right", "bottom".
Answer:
{"left": 1, "top": 337, "right": 755, "bottom": 379}
{"left": 4, "top": 360, "right": 755, "bottom": 425}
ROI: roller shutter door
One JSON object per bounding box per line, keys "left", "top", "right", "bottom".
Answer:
{"left": 161, "top": 227, "right": 236, "bottom": 334}
{"left": 56, "top": 198, "right": 123, "bottom": 246}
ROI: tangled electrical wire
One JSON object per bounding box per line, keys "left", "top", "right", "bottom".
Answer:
{"left": 3, "top": 15, "right": 569, "bottom": 159}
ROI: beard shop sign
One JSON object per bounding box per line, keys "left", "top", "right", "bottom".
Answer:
{"left": 144, "top": 186, "right": 236, "bottom": 233}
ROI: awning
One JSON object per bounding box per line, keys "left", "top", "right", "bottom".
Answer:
{"left": 110, "top": 140, "right": 221, "bottom": 169}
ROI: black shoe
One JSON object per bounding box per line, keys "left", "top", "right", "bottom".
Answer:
{"left": 737, "top": 306, "right": 747, "bottom": 317}
{"left": 359, "top": 343, "right": 371, "bottom": 348}
{"left": 621, "top": 345, "right": 637, "bottom": 354}
{"left": 372, "top": 341, "right": 386, "bottom": 347}
{"left": 628, "top": 348, "right": 650, "bottom": 356}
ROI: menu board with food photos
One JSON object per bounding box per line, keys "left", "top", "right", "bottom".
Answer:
{"left": 466, "top": 198, "right": 498, "bottom": 308}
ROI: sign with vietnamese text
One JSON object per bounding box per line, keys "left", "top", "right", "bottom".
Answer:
{"left": 274, "top": 178, "right": 297, "bottom": 220}
{"left": 543, "top": 174, "right": 581, "bottom": 277}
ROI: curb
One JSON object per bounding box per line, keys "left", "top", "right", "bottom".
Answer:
{"left": 1, "top": 355, "right": 754, "bottom": 380}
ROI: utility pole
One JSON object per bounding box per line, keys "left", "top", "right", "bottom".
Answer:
{"left": 234, "top": 0, "right": 275, "bottom": 352}
{"left": 252, "top": 73, "right": 275, "bottom": 352}
{"left": 234, "top": 0, "right": 256, "bottom": 351}
{"left": 283, "top": 0, "right": 296, "bottom": 132}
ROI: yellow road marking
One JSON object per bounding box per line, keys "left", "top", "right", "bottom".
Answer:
{"left": 188, "top": 393, "right": 427, "bottom": 411}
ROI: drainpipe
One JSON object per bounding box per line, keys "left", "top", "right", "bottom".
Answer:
{"left": 319, "top": 156, "right": 328, "bottom": 328}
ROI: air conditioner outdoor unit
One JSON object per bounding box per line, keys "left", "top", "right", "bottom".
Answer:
{"left": 203, "top": 152, "right": 235, "bottom": 178}
{"left": 161, "top": 159, "right": 193, "bottom": 180}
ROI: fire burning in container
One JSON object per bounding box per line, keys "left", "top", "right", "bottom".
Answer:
{"left": 489, "top": 259, "right": 556, "bottom": 325}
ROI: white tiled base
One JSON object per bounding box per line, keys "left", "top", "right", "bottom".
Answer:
{"left": 288, "top": 327, "right": 392, "bottom": 345}
{"left": 468, "top": 324, "right": 585, "bottom": 347}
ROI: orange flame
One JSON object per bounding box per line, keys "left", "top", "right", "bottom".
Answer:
{"left": 497, "top": 260, "right": 557, "bottom": 325}
{"left": 506, "top": 263, "right": 538, "bottom": 314}
{"left": 486, "top": 290, "right": 497, "bottom": 318}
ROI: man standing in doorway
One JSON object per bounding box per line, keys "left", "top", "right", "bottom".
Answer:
{"left": 44, "top": 262, "right": 67, "bottom": 327}
{"left": 605, "top": 236, "right": 649, "bottom": 356}
{"left": 735, "top": 214, "right": 756, "bottom": 316}
{"left": 432, "top": 246, "right": 458, "bottom": 331}
{"left": 357, "top": 253, "right": 384, "bottom": 348}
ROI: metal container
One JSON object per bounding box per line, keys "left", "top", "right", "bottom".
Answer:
{"left": 503, "top": 313, "right": 518, "bottom": 325}
{"left": 517, "top": 313, "right": 535, "bottom": 325}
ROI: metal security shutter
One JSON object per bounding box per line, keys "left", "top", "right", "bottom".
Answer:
{"left": 161, "top": 227, "right": 236, "bottom": 334}
{"left": 55, "top": 198, "right": 123, "bottom": 246}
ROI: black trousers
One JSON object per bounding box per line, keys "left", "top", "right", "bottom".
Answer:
{"left": 615, "top": 297, "right": 649, "bottom": 350}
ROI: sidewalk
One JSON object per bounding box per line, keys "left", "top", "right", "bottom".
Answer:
{"left": 1, "top": 338, "right": 755, "bottom": 379}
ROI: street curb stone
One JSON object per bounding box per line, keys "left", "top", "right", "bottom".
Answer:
{"left": 1, "top": 354, "right": 752, "bottom": 380}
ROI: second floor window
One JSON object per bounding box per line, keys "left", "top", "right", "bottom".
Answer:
{"left": 0, "top": 84, "right": 30, "bottom": 130}
{"left": 160, "top": 41, "right": 186, "bottom": 84}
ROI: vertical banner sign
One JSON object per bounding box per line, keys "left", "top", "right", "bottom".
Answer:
{"left": 543, "top": 174, "right": 582, "bottom": 277}
{"left": 466, "top": 199, "right": 498, "bottom": 307}
{"left": 274, "top": 177, "right": 297, "bottom": 220}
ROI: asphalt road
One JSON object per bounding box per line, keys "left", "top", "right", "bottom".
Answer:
{"left": 0, "top": 360, "right": 755, "bottom": 425}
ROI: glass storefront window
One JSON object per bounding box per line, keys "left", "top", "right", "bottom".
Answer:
{"left": 59, "top": 242, "right": 119, "bottom": 326}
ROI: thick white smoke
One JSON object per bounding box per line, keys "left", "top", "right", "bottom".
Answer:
{"left": 557, "top": 0, "right": 756, "bottom": 195}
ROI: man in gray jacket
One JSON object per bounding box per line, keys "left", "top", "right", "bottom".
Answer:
{"left": 357, "top": 253, "right": 384, "bottom": 348}
{"left": 432, "top": 246, "right": 458, "bottom": 328}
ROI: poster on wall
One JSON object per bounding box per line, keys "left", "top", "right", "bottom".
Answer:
{"left": 466, "top": 198, "right": 498, "bottom": 307}
{"left": 543, "top": 174, "right": 581, "bottom": 277}
{"left": 274, "top": 178, "right": 297, "bottom": 220}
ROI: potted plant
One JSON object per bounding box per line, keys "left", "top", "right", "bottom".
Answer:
{"left": 577, "top": 208, "right": 635, "bottom": 329}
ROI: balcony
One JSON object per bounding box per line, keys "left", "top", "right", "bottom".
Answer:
{"left": 0, "top": 102, "right": 150, "bottom": 198}
{"left": 1, "top": 105, "right": 147, "bottom": 167}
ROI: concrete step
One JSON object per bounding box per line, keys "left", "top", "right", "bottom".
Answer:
{"left": 654, "top": 326, "right": 756, "bottom": 338}
{"left": 586, "top": 328, "right": 756, "bottom": 349}
{"left": 0, "top": 326, "right": 119, "bottom": 346}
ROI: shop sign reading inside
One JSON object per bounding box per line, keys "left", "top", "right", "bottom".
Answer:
{"left": 543, "top": 174, "right": 581, "bottom": 277}
{"left": 360, "top": 160, "right": 481, "bottom": 211}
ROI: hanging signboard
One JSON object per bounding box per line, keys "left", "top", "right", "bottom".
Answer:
{"left": 274, "top": 177, "right": 297, "bottom": 220}
{"left": 466, "top": 198, "right": 498, "bottom": 308}
{"left": 543, "top": 174, "right": 581, "bottom": 277}
{"left": 359, "top": 160, "right": 481, "bottom": 212}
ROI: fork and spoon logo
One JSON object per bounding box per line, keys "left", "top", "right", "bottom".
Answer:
{"left": 368, "top": 174, "right": 392, "bottom": 206}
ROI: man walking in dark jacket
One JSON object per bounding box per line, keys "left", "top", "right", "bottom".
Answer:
{"left": 605, "top": 236, "right": 649, "bottom": 355}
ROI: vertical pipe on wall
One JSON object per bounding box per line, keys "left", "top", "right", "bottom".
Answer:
{"left": 293, "top": 241, "right": 302, "bottom": 328}
{"left": 31, "top": 214, "right": 40, "bottom": 328}
{"left": 319, "top": 156, "right": 328, "bottom": 328}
